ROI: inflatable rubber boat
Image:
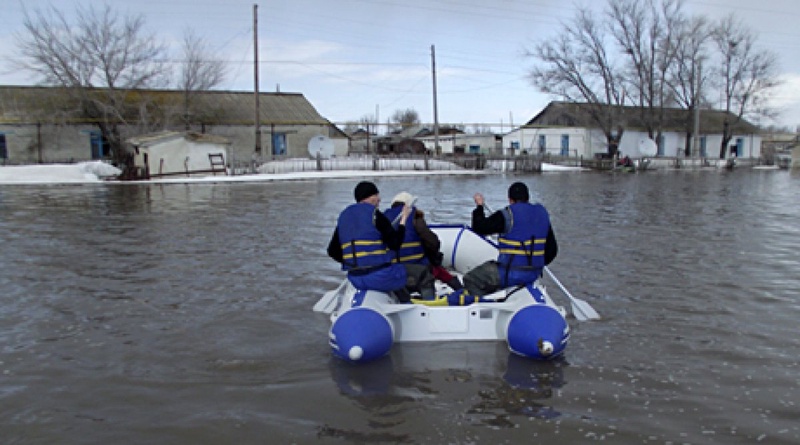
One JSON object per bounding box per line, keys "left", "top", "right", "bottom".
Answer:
{"left": 314, "top": 225, "right": 573, "bottom": 363}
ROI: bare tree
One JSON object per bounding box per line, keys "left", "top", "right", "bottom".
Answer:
{"left": 710, "top": 14, "right": 779, "bottom": 158}
{"left": 608, "top": 0, "right": 684, "bottom": 142}
{"left": 343, "top": 114, "right": 377, "bottom": 134}
{"left": 15, "top": 3, "right": 168, "bottom": 166}
{"left": 178, "top": 28, "right": 227, "bottom": 130}
{"left": 666, "top": 15, "right": 712, "bottom": 156}
{"left": 526, "top": 6, "right": 627, "bottom": 155}
{"left": 390, "top": 108, "right": 420, "bottom": 133}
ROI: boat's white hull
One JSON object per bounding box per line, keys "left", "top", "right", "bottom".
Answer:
{"left": 317, "top": 225, "right": 570, "bottom": 363}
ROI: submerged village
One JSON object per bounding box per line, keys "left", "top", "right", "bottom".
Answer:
{"left": 1, "top": 0, "right": 799, "bottom": 182}
{"left": 0, "top": 85, "right": 797, "bottom": 183}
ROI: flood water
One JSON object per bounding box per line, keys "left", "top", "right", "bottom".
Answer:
{"left": 1, "top": 169, "right": 799, "bottom": 444}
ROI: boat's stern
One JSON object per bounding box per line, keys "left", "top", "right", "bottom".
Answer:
{"left": 506, "top": 304, "right": 569, "bottom": 359}
{"left": 329, "top": 290, "right": 398, "bottom": 363}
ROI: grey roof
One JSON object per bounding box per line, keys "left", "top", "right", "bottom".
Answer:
{"left": 189, "top": 90, "right": 328, "bottom": 125}
{"left": 526, "top": 101, "right": 760, "bottom": 134}
{"left": 0, "top": 86, "right": 328, "bottom": 126}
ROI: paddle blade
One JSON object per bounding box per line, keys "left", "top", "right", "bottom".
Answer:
{"left": 544, "top": 266, "right": 600, "bottom": 322}
{"left": 570, "top": 298, "right": 600, "bottom": 321}
{"left": 314, "top": 280, "right": 348, "bottom": 314}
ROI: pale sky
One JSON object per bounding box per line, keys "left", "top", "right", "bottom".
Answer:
{"left": 1, "top": 0, "right": 798, "bottom": 131}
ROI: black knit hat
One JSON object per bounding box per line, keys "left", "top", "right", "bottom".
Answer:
{"left": 354, "top": 181, "right": 379, "bottom": 202}
{"left": 508, "top": 182, "right": 529, "bottom": 202}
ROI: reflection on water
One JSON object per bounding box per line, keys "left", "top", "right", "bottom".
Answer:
{"left": 1, "top": 171, "right": 799, "bottom": 444}
{"left": 327, "top": 342, "right": 566, "bottom": 439}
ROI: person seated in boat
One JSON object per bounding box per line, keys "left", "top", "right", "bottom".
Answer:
{"left": 327, "top": 181, "right": 413, "bottom": 302}
{"left": 464, "top": 182, "right": 558, "bottom": 298}
{"left": 617, "top": 152, "right": 633, "bottom": 168}
{"left": 384, "top": 192, "right": 463, "bottom": 299}
{"left": 622, "top": 155, "right": 633, "bottom": 168}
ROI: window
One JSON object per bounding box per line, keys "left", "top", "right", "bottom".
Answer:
{"left": 468, "top": 144, "right": 480, "bottom": 154}
{"left": 657, "top": 135, "right": 665, "bottom": 156}
{"left": 538, "top": 135, "right": 546, "bottom": 153}
{"left": 560, "top": 135, "right": 569, "bottom": 156}
{"left": 89, "top": 131, "right": 110, "bottom": 159}
{"left": 0, "top": 134, "right": 7, "bottom": 160}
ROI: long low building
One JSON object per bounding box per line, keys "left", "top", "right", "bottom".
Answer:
{"left": 502, "top": 101, "right": 762, "bottom": 160}
{"left": 0, "top": 86, "right": 349, "bottom": 166}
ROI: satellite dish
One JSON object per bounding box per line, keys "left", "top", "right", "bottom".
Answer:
{"left": 638, "top": 138, "right": 657, "bottom": 157}
{"left": 308, "top": 135, "right": 334, "bottom": 159}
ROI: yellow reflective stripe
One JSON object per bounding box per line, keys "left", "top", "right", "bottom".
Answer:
{"left": 341, "top": 240, "right": 384, "bottom": 249}
{"left": 499, "top": 248, "right": 544, "bottom": 256}
{"left": 342, "top": 249, "right": 389, "bottom": 260}
{"left": 498, "top": 238, "right": 544, "bottom": 247}
{"left": 398, "top": 253, "right": 424, "bottom": 262}
{"left": 341, "top": 239, "right": 388, "bottom": 261}
{"left": 400, "top": 241, "right": 421, "bottom": 249}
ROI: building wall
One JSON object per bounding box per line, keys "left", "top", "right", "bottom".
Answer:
{"left": 135, "top": 138, "right": 228, "bottom": 177}
{"left": 0, "top": 123, "right": 129, "bottom": 163}
{"left": 502, "top": 126, "right": 762, "bottom": 159}
{"left": 502, "top": 127, "right": 590, "bottom": 157}
{"left": 418, "top": 134, "right": 497, "bottom": 154}
{"left": 615, "top": 130, "right": 762, "bottom": 159}
{"left": 187, "top": 123, "right": 347, "bottom": 161}
{"left": 1, "top": 122, "right": 347, "bottom": 164}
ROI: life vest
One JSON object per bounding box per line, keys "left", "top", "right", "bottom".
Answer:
{"left": 497, "top": 202, "right": 550, "bottom": 283}
{"left": 337, "top": 203, "right": 394, "bottom": 271}
{"left": 383, "top": 205, "right": 428, "bottom": 264}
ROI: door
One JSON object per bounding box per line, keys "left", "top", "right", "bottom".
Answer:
{"left": 0, "top": 133, "right": 7, "bottom": 161}
{"left": 733, "top": 138, "right": 744, "bottom": 157}
{"left": 272, "top": 133, "right": 286, "bottom": 156}
{"left": 700, "top": 136, "right": 707, "bottom": 158}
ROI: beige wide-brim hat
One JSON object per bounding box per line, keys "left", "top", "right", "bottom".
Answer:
{"left": 391, "top": 191, "right": 415, "bottom": 206}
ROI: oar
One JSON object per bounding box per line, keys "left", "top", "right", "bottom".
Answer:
{"left": 391, "top": 197, "right": 418, "bottom": 227}
{"left": 544, "top": 266, "right": 600, "bottom": 321}
{"left": 313, "top": 278, "right": 349, "bottom": 314}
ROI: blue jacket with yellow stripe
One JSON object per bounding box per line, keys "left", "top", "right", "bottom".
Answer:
{"left": 336, "top": 202, "right": 395, "bottom": 271}
{"left": 383, "top": 205, "right": 428, "bottom": 265}
{"left": 497, "top": 202, "right": 550, "bottom": 285}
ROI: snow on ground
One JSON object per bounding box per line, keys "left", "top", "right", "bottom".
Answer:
{"left": 0, "top": 161, "right": 122, "bottom": 184}
{"left": 0, "top": 160, "right": 585, "bottom": 185}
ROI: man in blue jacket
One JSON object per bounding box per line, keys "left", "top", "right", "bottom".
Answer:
{"left": 464, "top": 182, "right": 558, "bottom": 297}
{"left": 327, "top": 181, "right": 413, "bottom": 302}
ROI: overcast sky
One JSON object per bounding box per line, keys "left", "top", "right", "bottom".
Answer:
{"left": 1, "top": 0, "right": 798, "bottom": 131}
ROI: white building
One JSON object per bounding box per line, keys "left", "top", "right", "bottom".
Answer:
{"left": 502, "top": 101, "right": 761, "bottom": 160}
{"left": 127, "top": 131, "right": 231, "bottom": 179}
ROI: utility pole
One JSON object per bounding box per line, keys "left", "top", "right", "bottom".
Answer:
{"left": 692, "top": 60, "right": 702, "bottom": 157}
{"left": 431, "top": 45, "right": 440, "bottom": 155}
{"left": 253, "top": 4, "right": 262, "bottom": 155}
